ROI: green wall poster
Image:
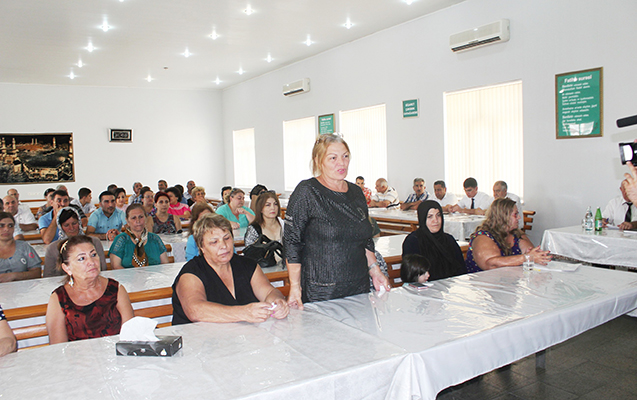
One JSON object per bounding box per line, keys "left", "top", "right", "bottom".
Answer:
{"left": 318, "top": 114, "right": 335, "bottom": 134}
{"left": 402, "top": 99, "right": 419, "bottom": 118}
{"left": 555, "top": 67, "right": 603, "bottom": 139}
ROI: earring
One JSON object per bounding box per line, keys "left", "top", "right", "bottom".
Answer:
{"left": 69, "top": 275, "right": 74, "bottom": 287}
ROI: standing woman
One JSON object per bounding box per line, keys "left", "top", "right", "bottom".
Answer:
{"left": 402, "top": 201, "right": 466, "bottom": 281}
{"left": 215, "top": 188, "right": 255, "bottom": 229}
{"left": 45, "top": 235, "right": 134, "bottom": 343}
{"left": 149, "top": 192, "right": 181, "bottom": 234}
{"left": 244, "top": 192, "right": 284, "bottom": 247}
{"left": 284, "top": 134, "right": 390, "bottom": 308}
{"left": 114, "top": 188, "right": 128, "bottom": 213}
{"left": 166, "top": 187, "right": 191, "bottom": 220}
{"left": 109, "top": 204, "right": 170, "bottom": 269}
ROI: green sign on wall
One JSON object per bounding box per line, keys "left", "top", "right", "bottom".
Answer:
{"left": 318, "top": 114, "right": 335, "bottom": 134}
{"left": 403, "top": 99, "right": 419, "bottom": 118}
{"left": 555, "top": 67, "right": 603, "bottom": 139}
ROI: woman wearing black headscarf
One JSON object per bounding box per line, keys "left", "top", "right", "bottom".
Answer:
{"left": 402, "top": 200, "right": 466, "bottom": 281}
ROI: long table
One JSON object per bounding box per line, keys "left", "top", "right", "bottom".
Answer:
{"left": 2, "top": 265, "right": 636, "bottom": 399}
{"left": 541, "top": 225, "right": 637, "bottom": 268}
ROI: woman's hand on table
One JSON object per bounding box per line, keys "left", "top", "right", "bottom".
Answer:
{"left": 527, "top": 246, "right": 552, "bottom": 265}
{"left": 242, "top": 302, "right": 274, "bottom": 323}
{"left": 269, "top": 298, "right": 289, "bottom": 319}
{"left": 369, "top": 267, "right": 391, "bottom": 293}
{"left": 287, "top": 285, "right": 304, "bottom": 311}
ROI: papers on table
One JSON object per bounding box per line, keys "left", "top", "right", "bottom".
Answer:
{"left": 532, "top": 260, "right": 581, "bottom": 272}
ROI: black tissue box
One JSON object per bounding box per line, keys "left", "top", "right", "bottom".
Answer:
{"left": 116, "top": 335, "right": 182, "bottom": 357}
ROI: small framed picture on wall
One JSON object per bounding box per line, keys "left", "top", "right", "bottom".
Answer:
{"left": 109, "top": 129, "right": 133, "bottom": 142}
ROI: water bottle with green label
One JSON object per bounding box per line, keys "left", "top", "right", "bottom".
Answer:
{"left": 594, "top": 207, "right": 603, "bottom": 231}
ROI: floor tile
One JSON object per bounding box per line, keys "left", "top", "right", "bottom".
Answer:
{"left": 510, "top": 381, "right": 577, "bottom": 400}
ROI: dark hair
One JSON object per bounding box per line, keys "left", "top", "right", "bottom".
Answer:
{"left": 57, "top": 235, "right": 96, "bottom": 283}
{"left": 174, "top": 184, "right": 184, "bottom": 198}
{"left": 400, "top": 254, "right": 430, "bottom": 283}
{"left": 139, "top": 186, "right": 153, "bottom": 198}
{"left": 114, "top": 187, "right": 126, "bottom": 199}
{"left": 356, "top": 176, "right": 364, "bottom": 181}
{"left": 58, "top": 208, "right": 79, "bottom": 226}
{"left": 463, "top": 177, "right": 478, "bottom": 189}
{"left": 43, "top": 188, "right": 55, "bottom": 198}
{"left": 78, "top": 187, "right": 91, "bottom": 199}
{"left": 250, "top": 184, "right": 268, "bottom": 198}
{"left": 0, "top": 211, "right": 15, "bottom": 224}
{"left": 166, "top": 187, "right": 182, "bottom": 202}
{"left": 190, "top": 202, "right": 214, "bottom": 236}
{"left": 99, "top": 190, "right": 115, "bottom": 202}
{"left": 126, "top": 203, "right": 146, "bottom": 218}
{"left": 221, "top": 186, "right": 232, "bottom": 203}
{"left": 434, "top": 180, "right": 446, "bottom": 188}
{"left": 251, "top": 192, "right": 280, "bottom": 228}
{"left": 154, "top": 191, "right": 170, "bottom": 203}
{"left": 52, "top": 189, "right": 69, "bottom": 199}
{"left": 107, "top": 184, "right": 118, "bottom": 194}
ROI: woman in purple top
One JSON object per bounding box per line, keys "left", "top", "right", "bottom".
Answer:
{"left": 465, "top": 198, "right": 551, "bottom": 273}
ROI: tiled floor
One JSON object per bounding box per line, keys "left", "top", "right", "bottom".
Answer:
{"left": 436, "top": 315, "right": 637, "bottom": 400}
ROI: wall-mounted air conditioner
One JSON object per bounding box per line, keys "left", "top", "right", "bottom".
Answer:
{"left": 450, "top": 19, "right": 510, "bottom": 52}
{"left": 283, "top": 78, "right": 310, "bottom": 96}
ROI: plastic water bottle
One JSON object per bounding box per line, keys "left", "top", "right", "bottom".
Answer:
{"left": 584, "top": 206, "right": 594, "bottom": 231}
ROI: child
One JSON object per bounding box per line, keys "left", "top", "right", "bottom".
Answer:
{"left": 400, "top": 253, "right": 431, "bottom": 283}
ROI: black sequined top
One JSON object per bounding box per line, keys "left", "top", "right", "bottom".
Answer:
{"left": 284, "top": 178, "right": 374, "bottom": 303}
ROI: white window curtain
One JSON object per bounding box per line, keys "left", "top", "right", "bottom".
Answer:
{"left": 444, "top": 81, "right": 524, "bottom": 199}
{"left": 339, "top": 104, "right": 387, "bottom": 184}
{"left": 283, "top": 116, "right": 316, "bottom": 191}
{"left": 232, "top": 128, "right": 256, "bottom": 188}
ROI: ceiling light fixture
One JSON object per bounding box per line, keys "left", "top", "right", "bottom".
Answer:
{"left": 209, "top": 30, "right": 220, "bottom": 40}
{"left": 69, "top": 71, "right": 75, "bottom": 80}
{"left": 146, "top": 75, "right": 153, "bottom": 82}
{"left": 244, "top": 5, "right": 253, "bottom": 15}
{"left": 77, "top": 59, "right": 83, "bottom": 68}
{"left": 344, "top": 19, "right": 353, "bottom": 29}
{"left": 305, "top": 35, "right": 313, "bottom": 46}
{"left": 86, "top": 42, "right": 95, "bottom": 52}
{"left": 101, "top": 21, "right": 111, "bottom": 32}
{"left": 183, "top": 48, "right": 191, "bottom": 58}
{"left": 237, "top": 67, "right": 245, "bottom": 75}
{"left": 404, "top": 0, "right": 415, "bottom": 4}
{"left": 266, "top": 53, "right": 272, "bottom": 63}
{"left": 214, "top": 77, "right": 221, "bottom": 85}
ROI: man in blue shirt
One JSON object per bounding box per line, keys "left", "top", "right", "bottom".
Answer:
{"left": 401, "top": 178, "right": 430, "bottom": 211}
{"left": 39, "top": 189, "right": 87, "bottom": 244}
{"left": 86, "top": 191, "right": 126, "bottom": 241}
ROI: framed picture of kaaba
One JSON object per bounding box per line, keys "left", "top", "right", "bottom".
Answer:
{"left": 0, "top": 133, "right": 75, "bottom": 184}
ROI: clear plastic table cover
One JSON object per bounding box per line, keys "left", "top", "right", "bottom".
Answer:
{"left": 307, "top": 265, "right": 637, "bottom": 399}
{"left": 367, "top": 209, "right": 484, "bottom": 240}
{"left": 0, "top": 310, "right": 407, "bottom": 400}
{"left": 542, "top": 225, "right": 637, "bottom": 268}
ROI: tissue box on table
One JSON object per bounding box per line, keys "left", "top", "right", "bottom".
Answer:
{"left": 116, "top": 335, "right": 183, "bottom": 357}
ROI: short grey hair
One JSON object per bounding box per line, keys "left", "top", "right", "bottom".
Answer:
{"left": 494, "top": 180, "right": 508, "bottom": 191}
{"left": 376, "top": 178, "right": 388, "bottom": 187}
{"left": 413, "top": 178, "right": 425, "bottom": 185}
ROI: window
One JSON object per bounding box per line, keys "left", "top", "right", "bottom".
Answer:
{"left": 339, "top": 104, "right": 387, "bottom": 184}
{"left": 232, "top": 128, "right": 256, "bottom": 188}
{"left": 444, "top": 81, "right": 523, "bottom": 198}
{"left": 283, "top": 116, "right": 316, "bottom": 191}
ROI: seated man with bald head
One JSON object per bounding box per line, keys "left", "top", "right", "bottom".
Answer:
{"left": 3, "top": 192, "right": 37, "bottom": 232}
{"left": 493, "top": 180, "right": 523, "bottom": 228}
{"left": 369, "top": 178, "right": 400, "bottom": 208}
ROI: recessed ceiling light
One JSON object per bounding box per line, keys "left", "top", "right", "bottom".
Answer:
{"left": 344, "top": 19, "right": 353, "bottom": 29}
{"left": 244, "top": 5, "right": 254, "bottom": 15}
{"left": 69, "top": 70, "right": 75, "bottom": 80}
{"left": 404, "top": 0, "right": 415, "bottom": 4}
{"left": 101, "top": 22, "right": 111, "bottom": 32}
{"left": 77, "top": 59, "right": 83, "bottom": 68}
{"left": 209, "top": 30, "right": 220, "bottom": 40}
{"left": 305, "top": 35, "right": 313, "bottom": 46}
{"left": 146, "top": 75, "right": 153, "bottom": 82}
{"left": 237, "top": 67, "right": 245, "bottom": 75}
{"left": 265, "top": 53, "right": 272, "bottom": 63}
{"left": 86, "top": 42, "right": 95, "bottom": 52}
{"left": 214, "top": 77, "right": 221, "bottom": 85}
{"left": 183, "top": 48, "right": 191, "bottom": 58}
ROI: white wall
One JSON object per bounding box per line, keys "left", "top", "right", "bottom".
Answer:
{"left": 221, "top": 0, "right": 637, "bottom": 243}
{"left": 0, "top": 83, "right": 223, "bottom": 201}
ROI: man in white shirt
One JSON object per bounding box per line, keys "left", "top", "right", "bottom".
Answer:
{"left": 400, "top": 178, "right": 429, "bottom": 210}
{"left": 602, "top": 180, "right": 637, "bottom": 230}
{"left": 6, "top": 188, "right": 33, "bottom": 216}
{"left": 433, "top": 180, "right": 457, "bottom": 212}
{"left": 3, "top": 194, "right": 37, "bottom": 232}
{"left": 493, "top": 180, "right": 523, "bottom": 229}
{"left": 450, "top": 177, "right": 493, "bottom": 215}
{"left": 369, "top": 178, "right": 400, "bottom": 208}
{"left": 70, "top": 187, "right": 96, "bottom": 216}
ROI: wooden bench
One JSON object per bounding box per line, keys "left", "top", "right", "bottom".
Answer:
{"left": 523, "top": 210, "right": 536, "bottom": 232}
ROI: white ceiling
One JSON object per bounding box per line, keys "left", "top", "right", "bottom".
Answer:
{"left": 0, "top": 0, "right": 463, "bottom": 90}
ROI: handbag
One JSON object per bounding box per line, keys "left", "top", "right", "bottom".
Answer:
{"left": 242, "top": 235, "right": 283, "bottom": 268}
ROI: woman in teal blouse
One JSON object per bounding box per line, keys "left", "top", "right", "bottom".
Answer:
{"left": 109, "top": 204, "right": 170, "bottom": 268}
{"left": 215, "top": 188, "right": 255, "bottom": 229}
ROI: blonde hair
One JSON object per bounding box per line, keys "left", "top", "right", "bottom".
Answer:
{"left": 191, "top": 186, "right": 206, "bottom": 198}
{"left": 193, "top": 213, "right": 233, "bottom": 251}
{"left": 473, "top": 198, "right": 521, "bottom": 255}
{"left": 310, "top": 134, "right": 350, "bottom": 177}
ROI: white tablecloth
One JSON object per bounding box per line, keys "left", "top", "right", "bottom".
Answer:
{"left": 541, "top": 225, "right": 637, "bottom": 268}
{"left": 367, "top": 209, "right": 484, "bottom": 240}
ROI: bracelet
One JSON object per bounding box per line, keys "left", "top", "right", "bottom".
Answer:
{"left": 368, "top": 262, "right": 379, "bottom": 270}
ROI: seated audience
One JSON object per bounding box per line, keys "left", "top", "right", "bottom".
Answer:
{"left": 0, "top": 305, "right": 17, "bottom": 356}
{"left": 3, "top": 195, "right": 34, "bottom": 235}
{"left": 114, "top": 187, "right": 128, "bottom": 213}
{"left": 355, "top": 176, "right": 372, "bottom": 205}
{"left": 402, "top": 201, "right": 466, "bottom": 281}
{"left": 43, "top": 208, "right": 107, "bottom": 277}
{"left": 6, "top": 188, "right": 38, "bottom": 231}
{"left": 602, "top": 180, "right": 637, "bottom": 230}
{"left": 139, "top": 186, "right": 155, "bottom": 231}
{"left": 39, "top": 189, "right": 87, "bottom": 244}
{"left": 493, "top": 181, "right": 523, "bottom": 229}
{"left": 220, "top": 186, "right": 232, "bottom": 205}
{"left": 107, "top": 184, "right": 118, "bottom": 194}
{"left": 166, "top": 187, "right": 191, "bottom": 220}
{"left": 190, "top": 186, "right": 208, "bottom": 208}
{"left": 109, "top": 204, "right": 169, "bottom": 269}
{"left": 400, "top": 253, "right": 431, "bottom": 284}
{"left": 128, "top": 182, "right": 143, "bottom": 205}
{"left": 369, "top": 178, "right": 400, "bottom": 208}
{"left": 249, "top": 184, "right": 268, "bottom": 213}
{"left": 71, "top": 187, "right": 96, "bottom": 216}
{"left": 158, "top": 179, "right": 168, "bottom": 192}
{"left": 175, "top": 184, "right": 187, "bottom": 205}
{"left": 171, "top": 214, "right": 289, "bottom": 324}
{"left": 244, "top": 192, "right": 284, "bottom": 263}
{"left": 450, "top": 177, "right": 493, "bottom": 215}
{"left": 401, "top": 178, "right": 430, "bottom": 210}
{"left": 150, "top": 192, "right": 181, "bottom": 234}
{"left": 45, "top": 235, "right": 134, "bottom": 343}
{"left": 36, "top": 188, "right": 55, "bottom": 219}
{"left": 465, "top": 198, "right": 551, "bottom": 273}
{"left": 184, "top": 180, "right": 196, "bottom": 206}
{"left": 86, "top": 191, "right": 126, "bottom": 241}
{"left": 0, "top": 212, "right": 41, "bottom": 281}
{"left": 216, "top": 188, "right": 255, "bottom": 229}
{"left": 185, "top": 202, "right": 214, "bottom": 261}
{"left": 433, "top": 180, "right": 457, "bottom": 212}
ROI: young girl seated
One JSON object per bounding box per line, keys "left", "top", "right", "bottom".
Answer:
{"left": 400, "top": 254, "right": 431, "bottom": 283}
